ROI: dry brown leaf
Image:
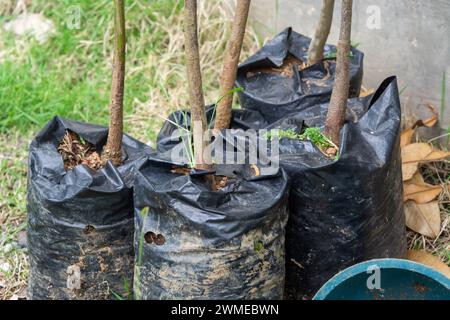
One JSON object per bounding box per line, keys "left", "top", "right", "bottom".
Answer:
{"left": 400, "top": 128, "right": 415, "bottom": 148}
{"left": 404, "top": 201, "right": 441, "bottom": 238}
{"left": 410, "top": 171, "right": 425, "bottom": 184}
{"left": 402, "top": 143, "right": 450, "bottom": 164}
{"left": 407, "top": 250, "right": 450, "bottom": 279}
{"left": 401, "top": 143, "right": 433, "bottom": 163}
{"left": 402, "top": 162, "right": 419, "bottom": 181}
{"left": 359, "top": 86, "right": 375, "bottom": 98}
{"left": 424, "top": 150, "right": 450, "bottom": 162}
{"left": 422, "top": 104, "right": 439, "bottom": 128}
{"left": 400, "top": 104, "right": 438, "bottom": 148}
{"left": 403, "top": 182, "right": 442, "bottom": 203}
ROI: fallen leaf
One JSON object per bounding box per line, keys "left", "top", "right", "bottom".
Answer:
{"left": 402, "top": 143, "right": 450, "bottom": 164}
{"left": 403, "top": 182, "right": 443, "bottom": 204}
{"left": 404, "top": 201, "right": 441, "bottom": 238}
{"left": 407, "top": 250, "right": 450, "bottom": 279}
{"left": 359, "top": 86, "right": 375, "bottom": 98}
{"left": 401, "top": 143, "right": 433, "bottom": 163}
{"left": 424, "top": 150, "right": 450, "bottom": 162}
{"left": 402, "top": 162, "right": 419, "bottom": 181}
{"left": 400, "top": 104, "right": 438, "bottom": 148}
{"left": 422, "top": 104, "right": 439, "bottom": 128}
{"left": 410, "top": 171, "right": 425, "bottom": 184}
{"left": 400, "top": 128, "right": 415, "bottom": 148}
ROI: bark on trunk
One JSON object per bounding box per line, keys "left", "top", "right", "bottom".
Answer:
{"left": 183, "top": 0, "right": 210, "bottom": 170}
{"left": 102, "top": 0, "right": 126, "bottom": 166}
{"left": 214, "top": 0, "right": 251, "bottom": 131}
{"left": 324, "top": 0, "right": 352, "bottom": 146}
{"left": 307, "top": 0, "right": 335, "bottom": 66}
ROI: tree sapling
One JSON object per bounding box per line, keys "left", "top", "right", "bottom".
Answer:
{"left": 102, "top": 0, "right": 126, "bottom": 166}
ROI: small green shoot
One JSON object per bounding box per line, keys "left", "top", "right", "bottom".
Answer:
{"left": 79, "top": 136, "right": 86, "bottom": 145}
{"left": 254, "top": 239, "right": 264, "bottom": 252}
{"left": 324, "top": 39, "right": 359, "bottom": 60}
{"left": 109, "top": 276, "right": 132, "bottom": 300}
{"left": 158, "top": 114, "right": 195, "bottom": 168}
{"left": 264, "top": 128, "right": 299, "bottom": 141}
{"left": 264, "top": 127, "right": 339, "bottom": 160}
{"left": 134, "top": 208, "right": 149, "bottom": 300}
{"left": 209, "top": 87, "right": 244, "bottom": 129}
{"left": 440, "top": 71, "right": 446, "bottom": 124}
{"left": 399, "top": 85, "right": 408, "bottom": 96}
{"left": 110, "top": 289, "right": 126, "bottom": 300}
{"left": 299, "top": 128, "right": 340, "bottom": 160}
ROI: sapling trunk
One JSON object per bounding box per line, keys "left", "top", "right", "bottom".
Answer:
{"left": 307, "top": 0, "right": 335, "bottom": 66}
{"left": 183, "top": 0, "right": 210, "bottom": 170}
{"left": 324, "top": 0, "right": 352, "bottom": 146}
{"left": 214, "top": 0, "right": 251, "bottom": 131}
{"left": 102, "top": 0, "right": 126, "bottom": 166}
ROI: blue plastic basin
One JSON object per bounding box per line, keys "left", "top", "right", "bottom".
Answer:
{"left": 313, "top": 259, "right": 450, "bottom": 300}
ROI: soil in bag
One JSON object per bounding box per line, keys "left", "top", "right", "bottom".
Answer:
{"left": 27, "top": 116, "right": 152, "bottom": 300}
{"left": 236, "top": 27, "right": 364, "bottom": 123}
{"left": 133, "top": 139, "right": 289, "bottom": 299}
{"left": 265, "top": 77, "right": 406, "bottom": 299}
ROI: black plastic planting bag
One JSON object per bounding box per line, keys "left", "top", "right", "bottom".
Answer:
{"left": 236, "top": 27, "right": 364, "bottom": 123}
{"left": 271, "top": 77, "right": 406, "bottom": 299}
{"left": 133, "top": 157, "right": 289, "bottom": 300}
{"left": 27, "top": 117, "right": 151, "bottom": 300}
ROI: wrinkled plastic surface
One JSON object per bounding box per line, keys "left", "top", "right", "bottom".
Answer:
{"left": 236, "top": 27, "right": 364, "bottom": 123}
{"left": 271, "top": 77, "right": 406, "bottom": 299}
{"left": 27, "top": 116, "right": 151, "bottom": 300}
{"left": 133, "top": 155, "right": 289, "bottom": 300}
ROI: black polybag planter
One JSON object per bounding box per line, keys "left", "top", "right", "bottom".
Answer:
{"left": 133, "top": 156, "right": 289, "bottom": 299}
{"left": 27, "top": 117, "right": 151, "bottom": 300}
{"left": 236, "top": 27, "right": 364, "bottom": 123}
{"left": 269, "top": 77, "right": 406, "bottom": 299}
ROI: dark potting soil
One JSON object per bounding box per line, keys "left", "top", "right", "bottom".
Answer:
{"left": 246, "top": 53, "right": 307, "bottom": 78}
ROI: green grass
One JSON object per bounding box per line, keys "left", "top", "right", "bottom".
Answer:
{"left": 0, "top": 0, "right": 182, "bottom": 139}
{"left": 0, "top": 0, "right": 259, "bottom": 142}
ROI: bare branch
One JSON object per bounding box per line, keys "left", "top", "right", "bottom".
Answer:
{"left": 308, "top": 0, "right": 335, "bottom": 66}
{"left": 324, "top": 0, "right": 352, "bottom": 146}
{"left": 214, "top": 0, "right": 251, "bottom": 131}
{"left": 102, "top": 0, "right": 126, "bottom": 166}
{"left": 183, "top": 0, "right": 209, "bottom": 170}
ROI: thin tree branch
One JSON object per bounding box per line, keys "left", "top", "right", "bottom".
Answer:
{"left": 102, "top": 0, "right": 126, "bottom": 166}
{"left": 324, "top": 0, "right": 352, "bottom": 146}
{"left": 308, "top": 0, "right": 335, "bottom": 66}
{"left": 183, "top": 0, "right": 210, "bottom": 170}
{"left": 214, "top": 0, "right": 251, "bottom": 131}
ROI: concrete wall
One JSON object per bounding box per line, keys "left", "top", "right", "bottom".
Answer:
{"left": 246, "top": 0, "right": 450, "bottom": 128}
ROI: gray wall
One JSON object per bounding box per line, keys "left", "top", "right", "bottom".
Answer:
{"left": 247, "top": 0, "right": 450, "bottom": 127}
